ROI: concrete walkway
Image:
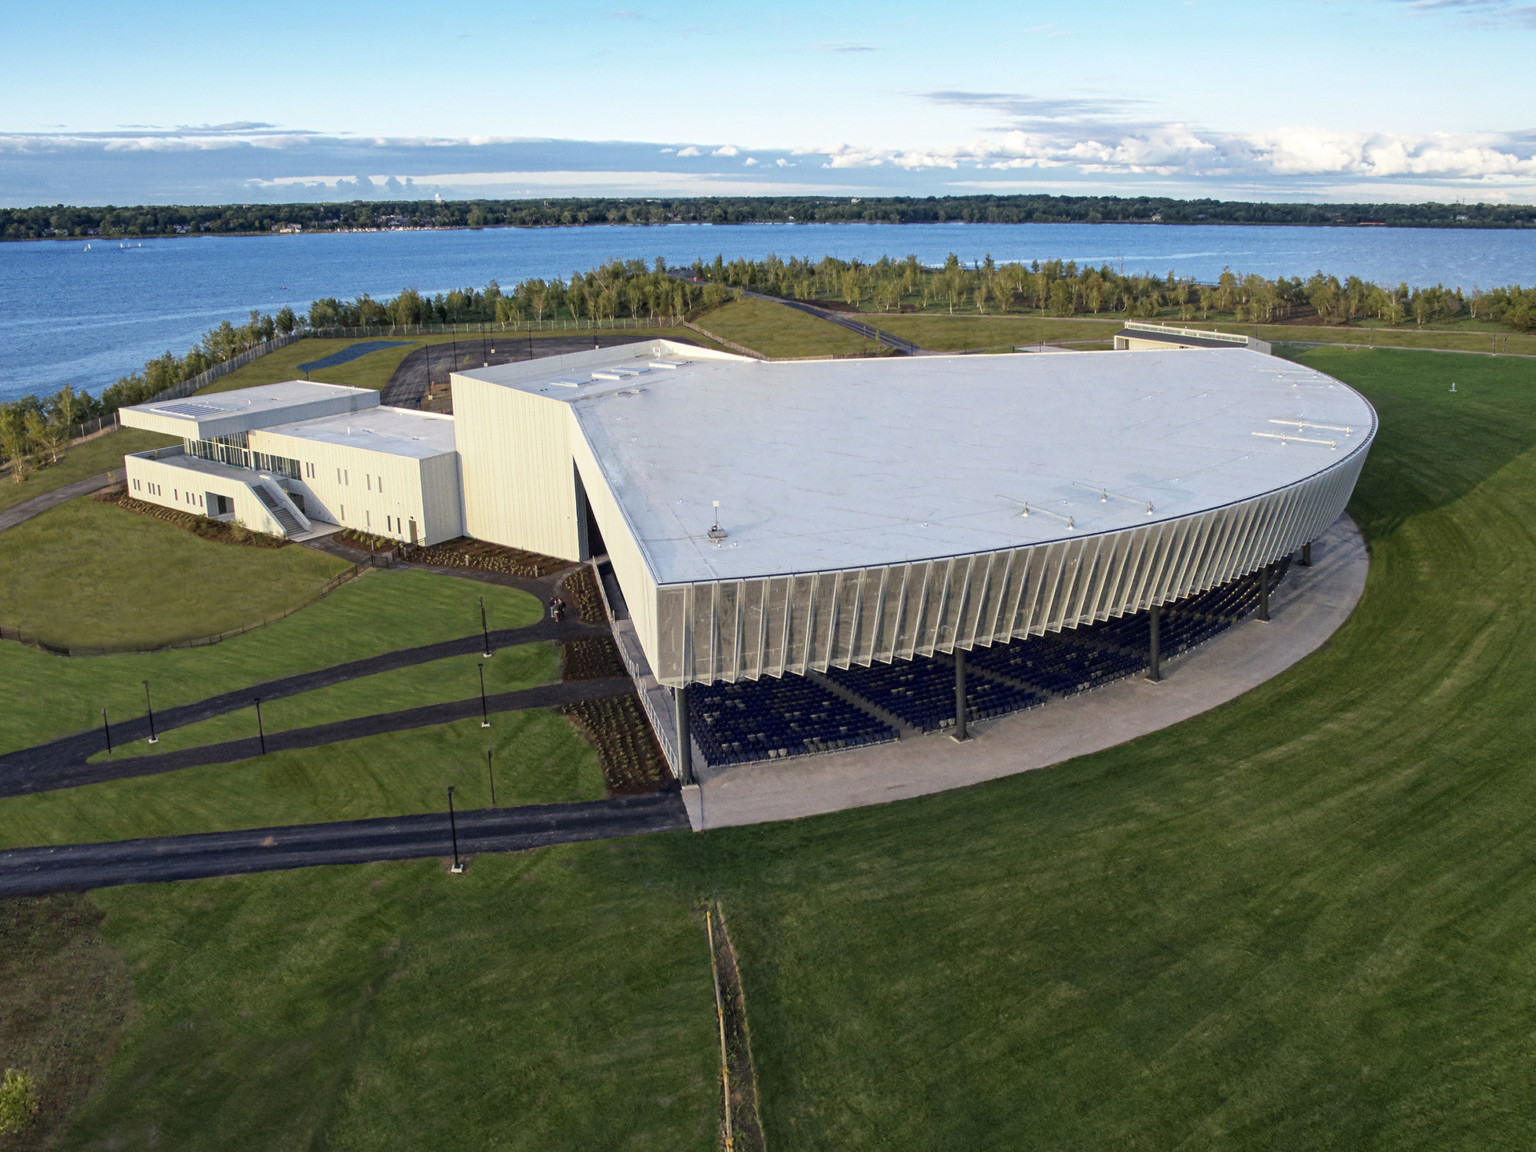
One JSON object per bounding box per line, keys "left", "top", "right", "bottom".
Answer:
{"left": 0, "top": 471, "right": 119, "bottom": 533}
{"left": 682, "top": 513, "right": 1369, "bottom": 831}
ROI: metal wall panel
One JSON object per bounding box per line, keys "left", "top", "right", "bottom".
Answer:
{"left": 453, "top": 375, "right": 583, "bottom": 559}
{"left": 644, "top": 436, "right": 1372, "bottom": 687}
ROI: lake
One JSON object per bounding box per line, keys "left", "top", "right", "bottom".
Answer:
{"left": 3, "top": 221, "right": 1535, "bottom": 405}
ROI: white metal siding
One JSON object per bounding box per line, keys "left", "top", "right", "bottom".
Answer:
{"left": 647, "top": 432, "right": 1373, "bottom": 687}
{"left": 248, "top": 427, "right": 458, "bottom": 544}
{"left": 453, "top": 374, "right": 583, "bottom": 559}
{"left": 570, "top": 427, "right": 661, "bottom": 663}
{"left": 123, "top": 451, "right": 285, "bottom": 536}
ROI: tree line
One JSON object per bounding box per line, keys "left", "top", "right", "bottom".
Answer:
{"left": 695, "top": 252, "right": 1536, "bottom": 332}
{"left": 4, "top": 194, "right": 1535, "bottom": 240}
{"left": 6, "top": 253, "right": 1535, "bottom": 478}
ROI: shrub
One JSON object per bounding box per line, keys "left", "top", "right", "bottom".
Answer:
{"left": 0, "top": 1068, "right": 39, "bottom": 1135}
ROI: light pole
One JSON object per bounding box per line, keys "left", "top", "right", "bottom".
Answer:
{"left": 479, "top": 595, "right": 492, "bottom": 657}
{"left": 101, "top": 707, "right": 112, "bottom": 755}
{"left": 255, "top": 697, "right": 267, "bottom": 754}
{"left": 447, "top": 785, "right": 463, "bottom": 873}
{"left": 143, "top": 680, "right": 158, "bottom": 744}
{"left": 487, "top": 747, "right": 497, "bottom": 808}
{"left": 478, "top": 663, "right": 491, "bottom": 728}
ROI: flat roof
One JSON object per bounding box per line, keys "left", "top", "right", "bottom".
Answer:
{"left": 490, "top": 345, "right": 1374, "bottom": 586}
{"left": 256, "top": 406, "right": 457, "bottom": 459}
{"left": 119, "top": 380, "right": 378, "bottom": 439}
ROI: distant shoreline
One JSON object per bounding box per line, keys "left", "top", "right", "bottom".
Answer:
{"left": 6, "top": 193, "right": 1533, "bottom": 242}
{"left": 9, "top": 219, "right": 1535, "bottom": 246}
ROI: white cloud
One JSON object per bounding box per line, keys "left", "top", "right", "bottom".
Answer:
{"left": 743, "top": 157, "right": 758, "bottom": 166}
{"left": 675, "top": 145, "right": 701, "bottom": 157}
{"left": 712, "top": 145, "right": 739, "bottom": 156}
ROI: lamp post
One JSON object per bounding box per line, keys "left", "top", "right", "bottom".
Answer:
{"left": 143, "top": 680, "right": 158, "bottom": 744}
{"left": 101, "top": 707, "right": 112, "bottom": 755}
{"left": 487, "top": 747, "right": 497, "bottom": 808}
{"left": 447, "top": 785, "right": 462, "bottom": 873}
{"left": 478, "top": 663, "right": 491, "bottom": 728}
{"left": 255, "top": 697, "right": 267, "bottom": 754}
{"left": 479, "top": 595, "right": 492, "bottom": 657}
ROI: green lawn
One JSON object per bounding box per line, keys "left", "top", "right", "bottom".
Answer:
{"left": 0, "top": 567, "right": 541, "bottom": 756}
{"left": 0, "top": 427, "right": 175, "bottom": 515}
{"left": 695, "top": 298, "right": 882, "bottom": 358}
{"left": 0, "top": 710, "right": 604, "bottom": 848}
{"left": 72, "top": 851, "right": 717, "bottom": 1151}
{"left": 873, "top": 312, "right": 1123, "bottom": 350}
{"left": 27, "top": 345, "right": 1536, "bottom": 1147}
{"left": 871, "top": 311, "right": 1536, "bottom": 357}
{"left": 98, "top": 640, "right": 561, "bottom": 758}
{"left": 0, "top": 497, "right": 348, "bottom": 651}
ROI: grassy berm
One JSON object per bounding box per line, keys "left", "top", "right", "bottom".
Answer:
{"left": 17, "top": 346, "right": 1536, "bottom": 1148}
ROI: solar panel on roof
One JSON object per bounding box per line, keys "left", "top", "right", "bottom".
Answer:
{"left": 154, "top": 402, "right": 233, "bottom": 418}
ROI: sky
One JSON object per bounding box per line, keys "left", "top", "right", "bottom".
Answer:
{"left": 2, "top": 0, "right": 1534, "bottom": 207}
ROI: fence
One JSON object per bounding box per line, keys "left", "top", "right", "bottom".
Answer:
{"left": 310, "top": 316, "right": 676, "bottom": 339}
{"left": 139, "top": 331, "right": 308, "bottom": 406}
{"left": 0, "top": 553, "right": 390, "bottom": 658}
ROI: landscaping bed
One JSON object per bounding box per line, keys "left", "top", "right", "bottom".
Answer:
{"left": 96, "top": 486, "right": 286, "bottom": 548}
{"left": 562, "top": 635, "right": 627, "bottom": 681}
{"left": 400, "top": 536, "right": 568, "bottom": 577}
{"left": 332, "top": 528, "right": 400, "bottom": 554}
{"left": 562, "top": 695, "right": 671, "bottom": 794}
{"left": 560, "top": 565, "right": 606, "bottom": 623}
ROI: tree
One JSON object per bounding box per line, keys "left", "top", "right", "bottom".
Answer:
{"left": 0, "top": 406, "right": 30, "bottom": 475}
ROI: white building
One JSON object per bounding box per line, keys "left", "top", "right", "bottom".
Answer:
{"left": 119, "top": 339, "right": 1375, "bottom": 781}
{"left": 118, "top": 381, "right": 462, "bottom": 544}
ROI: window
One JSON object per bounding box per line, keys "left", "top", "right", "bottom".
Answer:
{"left": 366, "top": 510, "right": 371, "bottom": 527}
{"left": 366, "top": 475, "right": 371, "bottom": 491}
{"left": 252, "top": 452, "right": 300, "bottom": 480}
{"left": 377, "top": 476, "right": 384, "bottom": 493}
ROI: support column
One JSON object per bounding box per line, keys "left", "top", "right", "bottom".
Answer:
{"left": 1257, "top": 564, "right": 1271, "bottom": 622}
{"left": 1147, "top": 605, "right": 1162, "bottom": 682}
{"left": 674, "top": 684, "right": 694, "bottom": 785}
{"left": 953, "top": 649, "right": 970, "bottom": 741}
{"left": 1300, "top": 541, "right": 1312, "bottom": 567}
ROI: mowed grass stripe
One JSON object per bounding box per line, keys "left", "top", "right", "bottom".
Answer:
{"left": 0, "top": 710, "right": 606, "bottom": 848}
{"left": 94, "top": 640, "right": 563, "bottom": 759}
{"left": 0, "top": 567, "right": 542, "bottom": 756}
{"left": 695, "top": 298, "right": 880, "bottom": 358}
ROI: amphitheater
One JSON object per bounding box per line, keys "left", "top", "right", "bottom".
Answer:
{"left": 121, "top": 336, "right": 1377, "bottom": 827}
{"left": 452, "top": 338, "right": 1376, "bottom": 825}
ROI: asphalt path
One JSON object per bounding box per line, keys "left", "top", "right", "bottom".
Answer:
{"left": 1, "top": 676, "right": 634, "bottom": 797}
{"left": 0, "top": 617, "right": 609, "bottom": 793}
{"left": 0, "top": 470, "right": 120, "bottom": 533}
{"left": 0, "top": 792, "right": 690, "bottom": 896}
{"left": 382, "top": 333, "right": 690, "bottom": 408}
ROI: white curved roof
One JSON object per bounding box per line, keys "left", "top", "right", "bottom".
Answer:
{"left": 561, "top": 347, "right": 1375, "bottom": 586}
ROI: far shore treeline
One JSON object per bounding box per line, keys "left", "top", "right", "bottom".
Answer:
{"left": 4, "top": 194, "right": 1536, "bottom": 240}
{"left": 5, "top": 251, "right": 1536, "bottom": 477}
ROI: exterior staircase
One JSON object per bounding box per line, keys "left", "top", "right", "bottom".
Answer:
{"left": 250, "top": 478, "right": 311, "bottom": 537}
